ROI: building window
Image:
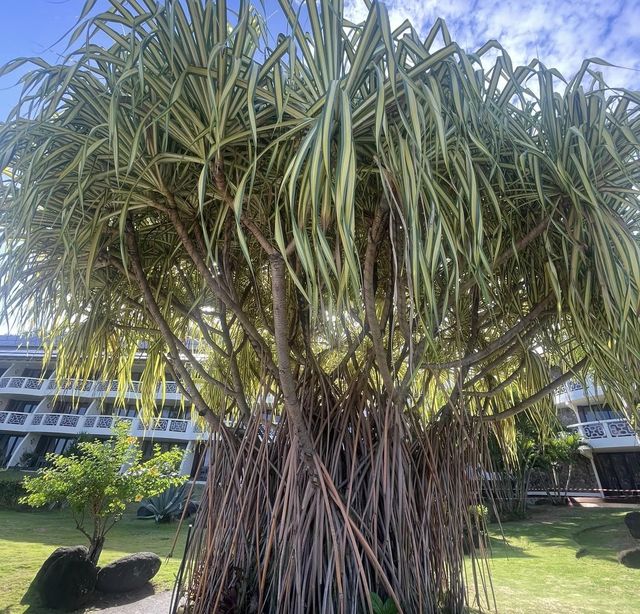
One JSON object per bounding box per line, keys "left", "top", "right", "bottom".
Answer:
{"left": 0, "top": 435, "right": 24, "bottom": 466}
{"left": 161, "top": 407, "right": 181, "bottom": 419}
{"left": 594, "top": 452, "right": 640, "bottom": 496}
{"left": 102, "top": 403, "right": 137, "bottom": 417}
{"left": 118, "top": 407, "right": 138, "bottom": 418}
{"left": 50, "top": 400, "right": 90, "bottom": 415}
{"left": 141, "top": 440, "right": 185, "bottom": 461}
{"left": 578, "top": 404, "right": 619, "bottom": 423}
{"left": 7, "top": 399, "right": 40, "bottom": 414}
{"left": 34, "top": 436, "right": 76, "bottom": 459}
{"left": 22, "top": 367, "right": 52, "bottom": 379}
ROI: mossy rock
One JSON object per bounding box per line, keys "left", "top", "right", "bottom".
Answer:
{"left": 37, "top": 546, "right": 97, "bottom": 610}
{"left": 618, "top": 547, "right": 640, "bottom": 569}
{"left": 624, "top": 512, "right": 640, "bottom": 539}
{"left": 96, "top": 552, "right": 161, "bottom": 593}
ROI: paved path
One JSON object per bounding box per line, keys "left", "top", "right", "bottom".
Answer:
{"left": 82, "top": 590, "right": 172, "bottom": 613}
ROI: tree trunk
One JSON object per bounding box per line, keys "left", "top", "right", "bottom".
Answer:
{"left": 170, "top": 225, "right": 490, "bottom": 614}
{"left": 176, "top": 402, "right": 488, "bottom": 613}
{"left": 269, "top": 254, "right": 318, "bottom": 475}
{"left": 88, "top": 535, "right": 105, "bottom": 565}
{"left": 562, "top": 462, "right": 574, "bottom": 503}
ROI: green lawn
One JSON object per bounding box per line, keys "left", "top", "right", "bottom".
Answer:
{"left": 476, "top": 505, "right": 640, "bottom": 614}
{"left": 0, "top": 508, "right": 188, "bottom": 613}
{"left": 0, "top": 505, "right": 638, "bottom": 613}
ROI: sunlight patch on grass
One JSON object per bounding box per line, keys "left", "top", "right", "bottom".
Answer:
{"left": 0, "top": 509, "right": 187, "bottom": 613}
{"left": 0, "top": 505, "right": 638, "bottom": 613}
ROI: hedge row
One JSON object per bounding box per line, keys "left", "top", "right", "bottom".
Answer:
{"left": 0, "top": 479, "right": 26, "bottom": 509}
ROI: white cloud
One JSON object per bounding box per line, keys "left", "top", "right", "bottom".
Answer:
{"left": 345, "top": 0, "right": 640, "bottom": 88}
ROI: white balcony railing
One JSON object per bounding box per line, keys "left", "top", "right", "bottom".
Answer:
{"left": 0, "top": 376, "right": 181, "bottom": 400}
{"left": 0, "top": 411, "right": 202, "bottom": 441}
{"left": 568, "top": 419, "right": 640, "bottom": 450}
{"left": 0, "top": 410, "right": 30, "bottom": 426}
{"left": 554, "top": 377, "right": 603, "bottom": 405}
{"left": 0, "top": 376, "right": 48, "bottom": 392}
{"left": 130, "top": 417, "right": 201, "bottom": 440}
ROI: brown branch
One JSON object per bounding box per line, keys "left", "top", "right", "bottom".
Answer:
{"left": 219, "top": 304, "right": 251, "bottom": 420}
{"left": 157, "top": 195, "right": 279, "bottom": 379}
{"left": 447, "top": 286, "right": 480, "bottom": 409}
{"left": 423, "top": 294, "right": 554, "bottom": 371}
{"left": 108, "top": 254, "right": 232, "bottom": 366}
{"left": 363, "top": 204, "right": 394, "bottom": 394}
{"left": 464, "top": 356, "right": 525, "bottom": 398}
{"left": 480, "top": 357, "right": 588, "bottom": 422}
{"left": 457, "top": 217, "right": 550, "bottom": 299}
{"left": 170, "top": 335, "right": 238, "bottom": 398}
{"left": 213, "top": 159, "right": 281, "bottom": 256}
{"left": 463, "top": 328, "right": 537, "bottom": 389}
{"left": 492, "top": 217, "right": 550, "bottom": 271}
{"left": 124, "top": 221, "right": 224, "bottom": 432}
{"left": 270, "top": 253, "right": 318, "bottom": 480}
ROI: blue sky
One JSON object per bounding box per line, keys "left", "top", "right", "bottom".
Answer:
{"left": 0, "top": 0, "right": 638, "bottom": 117}
{"left": 346, "top": 0, "right": 640, "bottom": 88}
{"left": 0, "top": 0, "right": 85, "bottom": 115}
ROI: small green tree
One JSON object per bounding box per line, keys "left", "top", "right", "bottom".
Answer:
{"left": 536, "top": 432, "right": 582, "bottom": 505}
{"left": 21, "top": 421, "right": 187, "bottom": 563}
{"left": 489, "top": 417, "right": 540, "bottom": 519}
{"left": 490, "top": 418, "right": 582, "bottom": 516}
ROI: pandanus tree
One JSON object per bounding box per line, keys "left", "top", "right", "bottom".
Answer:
{"left": 1, "top": 0, "right": 640, "bottom": 611}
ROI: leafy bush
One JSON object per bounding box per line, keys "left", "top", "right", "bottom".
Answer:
{"left": 0, "top": 479, "right": 26, "bottom": 509}
{"left": 470, "top": 504, "right": 488, "bottom": 521}
{"left": 371, "top": 593, "right": 397, "bottom": 614}
{"left": 536, "top": 433, "right": 582, "bottom": 505}
{"left": 18, "top": 451, "right": 39, "bottom": 469}
{"left": 59, "top": 433, "right": 99, "bottom": 458}
{"left": 21, "top": 421, "right": 187, "bottom": 563}
{"left": 138, "top": 483, "right": 188, "bottom": 523}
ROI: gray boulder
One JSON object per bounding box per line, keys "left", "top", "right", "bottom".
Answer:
{"left": 624, "top": 511, "right": 640, "bottom": 539}
{"left": 618, "top": 547, "right": 640, "bottom": 569}
{"left": 36, "top": 546, "right": 97, "bottom": 610}
{"left": 31, "top": 545, "right": 89, "bottom": 590}
{"left": 96, "top": 552, "right": 161, "bottom": 593}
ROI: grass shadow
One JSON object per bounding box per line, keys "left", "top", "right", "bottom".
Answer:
{"left": 571, "top": 520, "right": 637, "bottom": 563}
{"left": 484, "top": 535, "right": 533, "bottom": 559}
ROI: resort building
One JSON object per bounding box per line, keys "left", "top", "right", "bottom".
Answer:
{"left": 554, "top": 380, "right": 640, "bottom": 499}
{"left": 0, "top": 335, "right": 208, "bottom": 480}
{"left": 1, "top": 334, "right": 638, "bottom": 498}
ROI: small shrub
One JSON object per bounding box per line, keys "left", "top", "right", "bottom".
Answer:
{"left": 463, "top": 504, "right": 489, "bottom": 554}
{"left": 371, "top": 593, "right": 398, "bottom": 614}
{"left": 0, "top": 479, "right": 26, "bottom": 509}
{"left": 59, "top": 433, "right": 99, "bottom": 458}
{"left": 470, "top": 504, "right": 489, "bottom": 521}
{"left": 21, "top": 421, "right": 187, "bottom": 563}
{"left": 19, "top": 451, "right": 39, "bottom": 469}
{"left": 138, "top": 483, "right": 188, "bottom": 523}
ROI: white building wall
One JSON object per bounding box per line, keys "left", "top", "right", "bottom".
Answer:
{"left": 0, "top": 339, "right": 205, "bottom": 478}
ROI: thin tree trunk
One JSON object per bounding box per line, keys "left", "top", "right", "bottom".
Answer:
{"left": 219, "top": 304, "right": 251, "bottom": 421}
{"left": 269, "top": 253, "right": 318, "bottom": 477}
{"left": 564, "top": 463, "right": 573, "bottom": 501}
{"left": 88, "top": 532, "right": 105, "bottom": 565}
{"left": 124, "top": 222, "right": 224, "bottom": 433}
